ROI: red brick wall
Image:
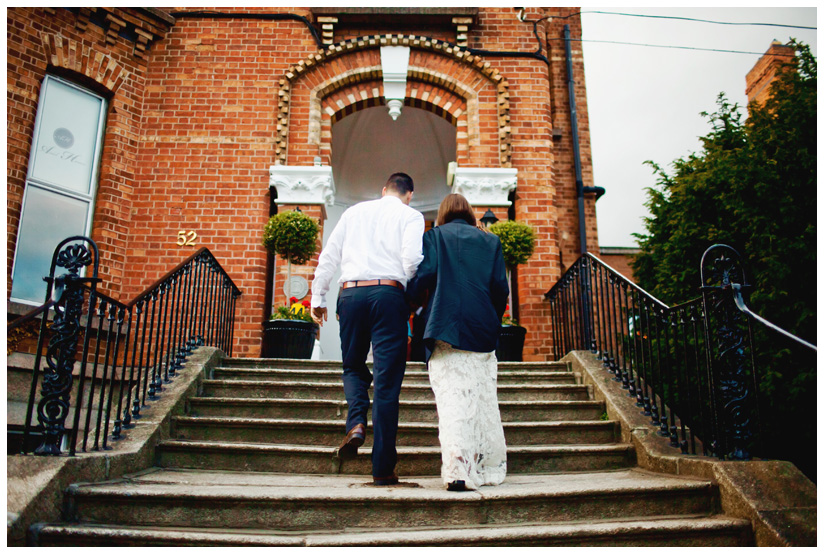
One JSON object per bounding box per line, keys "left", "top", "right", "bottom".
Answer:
{"left": 130, "top": 9, "right": 319, "bottom": 357}
{"left": 8, "top": 7, "right": 598, "bottom": 361}
{"left": 6, "top": 7, "right": 170, "bottom": 299}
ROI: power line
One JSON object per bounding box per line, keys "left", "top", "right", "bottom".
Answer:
{"left": 565, "top": 38, "right": 798, "bottom": 57}
{"left": 580, "top": 10, "right": 816, "bottom": 31}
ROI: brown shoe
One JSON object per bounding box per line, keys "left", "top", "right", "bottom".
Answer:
{"left": 337, "top": 423, "right": 365, "bottom": 460}
{"left": 373, "top": 474, "right": 399, "bottom": 486}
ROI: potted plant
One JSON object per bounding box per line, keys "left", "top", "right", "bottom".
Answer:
{"left": 489, "top": 220, "right": 536, "bottom": 362}
{"left": 261, "top": 210, "right": 320, "bottom": 359}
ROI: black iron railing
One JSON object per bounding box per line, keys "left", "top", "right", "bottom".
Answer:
{"left": 545, "top": 244, "right": 816, "bottom": 461}
{"left": 8, "top": 236, "right": 242, "bottom": 456}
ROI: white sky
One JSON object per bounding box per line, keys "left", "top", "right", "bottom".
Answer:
{"left": 578, "top": 6, "right": 818, "bottom": 247}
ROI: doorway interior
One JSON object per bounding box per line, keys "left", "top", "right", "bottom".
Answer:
{"left": 318, "top": 104, "right": 457, "bottom": 360}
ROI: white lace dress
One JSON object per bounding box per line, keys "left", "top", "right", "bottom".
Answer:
{"left": 428, "top": 340, "right": 507, "bottom": 489}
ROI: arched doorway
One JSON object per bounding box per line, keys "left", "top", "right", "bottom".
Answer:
{"left": 317, "top": 104, "right": 456, "bottom": 360}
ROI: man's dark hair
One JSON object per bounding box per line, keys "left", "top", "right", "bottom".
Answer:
{"left": 385, "top": 172, "right": 414, "bottom": 194}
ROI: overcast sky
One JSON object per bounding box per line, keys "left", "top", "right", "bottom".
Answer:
{"left": 577, "top": 6, "right": 818, "bottom": 248}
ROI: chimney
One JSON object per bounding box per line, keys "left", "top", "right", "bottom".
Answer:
{"left": 745, "top": 40, "right": 796, "bottom": 109}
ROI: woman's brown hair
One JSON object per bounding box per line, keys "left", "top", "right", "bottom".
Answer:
{"left": 436, "top": 193, "right": 477, "bottom": 227}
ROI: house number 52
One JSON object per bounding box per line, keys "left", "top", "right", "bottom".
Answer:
{"left": 177, "top": 230, "right": 198, "bottom": 247}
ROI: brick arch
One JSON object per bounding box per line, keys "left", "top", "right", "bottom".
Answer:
{"left": 39, "top": 33, "right": 129, "bottom": 92}
{"left": 277, "top": 33, "right": 511, "bottom": 167}
{"left": 315, "top": 77, "right": 470, "bottom": 166}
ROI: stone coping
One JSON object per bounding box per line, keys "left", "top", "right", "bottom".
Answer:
{"left": 562, "top": 350, "right": 816, "bottom": 547}
{"left": 6, "top": 346, "right": 223, "bottom": 546}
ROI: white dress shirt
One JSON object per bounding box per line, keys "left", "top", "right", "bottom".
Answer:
{"left": 311, "top": 195, "right": 425, "bottom": 309}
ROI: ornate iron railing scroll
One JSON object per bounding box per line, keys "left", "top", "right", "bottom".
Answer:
{"left": 545, "top": 244, "right": 815, "bottom": 461}
{"left": 9, "top": 237, "right": 243, "bottom": 456}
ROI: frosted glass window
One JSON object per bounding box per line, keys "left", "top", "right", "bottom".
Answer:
{"left": 11, "top": 75, "right": 106, "bottom": 304}
{"left": 11, "top": 187, "right": 90, "bottom": 302}
{"left": 29, "top": 78, "right": 105, "bottom": 195}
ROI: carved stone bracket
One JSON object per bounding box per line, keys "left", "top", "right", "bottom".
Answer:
{"left": 452, "top": 17, "right": 473, "bottom": 48}
{"left": 451, "top": 166, "right": 518, "bottom": 206}
{"left": 269, "top": 165, "right": 336, "bottom": 206}
{"left": 317, "top": 16, "right": 338, "bottom": 46}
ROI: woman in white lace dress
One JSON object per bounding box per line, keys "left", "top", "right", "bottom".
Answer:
{"left": 407, "top": 194, "right": 510, "bottom": 491}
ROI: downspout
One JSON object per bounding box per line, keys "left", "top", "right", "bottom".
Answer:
{"left": 564, "top": 24, "right": 598, "bottom": 350}
{"left": 564, "top": 24, "right": 606, "bottom": 256}
{"left": 564, "top": 24, "right": 588, "bottom": 256}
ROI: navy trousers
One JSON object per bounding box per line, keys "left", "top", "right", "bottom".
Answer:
{"left": 337, "top": 285, "right": 408, "bottom": 477}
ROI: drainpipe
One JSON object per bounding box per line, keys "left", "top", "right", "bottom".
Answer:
{"left": 564, "top": 24, "right": 596, "bottom": 350}
{"left": 564, "top": 24, "right": 588, "bottom": 256}
{"left": 564, "top": 25, "right": 606, "bottom": 257}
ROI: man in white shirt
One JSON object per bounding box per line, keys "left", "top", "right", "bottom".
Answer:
{"left": 311, "top": 172, "right": 424, "bottom": 486}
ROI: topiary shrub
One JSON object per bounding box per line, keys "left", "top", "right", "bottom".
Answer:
{"left": 489, "top": 220, "right": 536, "bottom": 269}
{"left": 262, "top": 210, "right": 320, "bottom": 265}
{"left": 489, "top": 219, "right": 536, "bottom": 349}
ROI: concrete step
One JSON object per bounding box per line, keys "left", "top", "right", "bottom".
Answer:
{"left": 187, "top": 397, "right": 607, "bottom": 422}
{"left": 171, "top": 416, "right": 619, "bottom": 446}
{"left": 200, "top": 380, "right": 591, "bottom": 402}
{"left": 156, "top": 440, "right": 636, "bottom": 475}
{"left": 60, "top": 469, "right": 724, "bottom": 534}
{"left": 211, "top": 367, "right": 578, "bottom": 385}
{"left": 220, "top": 358, "right": 571, "bottom": 374}
{"left": 32, "top": 516, "right": 752, "bottom": 547}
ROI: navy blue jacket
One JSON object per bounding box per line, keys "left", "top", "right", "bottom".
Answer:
{"left": 407, "top": 219, "right": 509, "bottom": 361}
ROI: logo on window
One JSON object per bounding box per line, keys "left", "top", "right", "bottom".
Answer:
{"left": 53, "top": 128, "right": 75, "bottom": 149}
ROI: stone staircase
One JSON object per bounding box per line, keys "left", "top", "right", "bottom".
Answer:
{"left": 30, "top": 358, "right": 753, "bottom": 546}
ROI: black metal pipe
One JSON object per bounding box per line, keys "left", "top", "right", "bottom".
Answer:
{"left": 564, "top": 24, "right": 588, "bottom": 256}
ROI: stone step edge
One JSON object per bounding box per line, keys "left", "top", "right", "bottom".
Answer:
{"left": 157, "top": 440, "right": 633, "bottom": 456}
{"left": 172, "top": 415, "right": 617, "bottom": 430}
{"left": 222, "top": 358, "right": 569, "bottom": 369}
{"left": 189, "top": 397, "right": 603, "bottom": 408}
{"left": 66, "top": 475, "right": 714, "bottom": 504}
{"left": 202, "top": 380, "right": 587, "bottom": 390}
{"left": 213, "top": 368, "right": 573, "bottom": 376}
{"left": 31, "top": 516, "right": 750, "bottom": 547}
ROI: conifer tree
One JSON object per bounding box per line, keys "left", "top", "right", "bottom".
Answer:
{"left": 632, "top": 42, "right": 816, "bottom": 479}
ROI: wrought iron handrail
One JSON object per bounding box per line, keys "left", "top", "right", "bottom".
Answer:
{"left": 545, "top": 243, "right": 815, "bottom": 462}
{"left": 8, "top": 300, "right": 58, "bottom": 333}
{"left": 13, "top": 236, "right": 242, "bottom": 456}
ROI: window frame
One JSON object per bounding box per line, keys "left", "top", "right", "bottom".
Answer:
{"left": 10, "top": 74, "right": 108, "bottom": 305}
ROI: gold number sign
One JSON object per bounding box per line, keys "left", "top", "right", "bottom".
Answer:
{"left": 177, "top": 230, "right": 198, "bottom": 247}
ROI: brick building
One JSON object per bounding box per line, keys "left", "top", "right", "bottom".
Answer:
{"left": 7, "top": 7, "right": 600, "bottom": 360}
{"left": 745, "top": 40, "right": 795, "bottom": 108}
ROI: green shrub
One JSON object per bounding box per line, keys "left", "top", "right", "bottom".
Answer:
{"left": 489, "top": 220, "right": 536, "bottom": 268}
{"left": 262, "top": 210, "right": 320, "bottom": 265}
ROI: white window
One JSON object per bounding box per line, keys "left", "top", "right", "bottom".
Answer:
{"left": 10, "top": 75, "right": 107, "bottom": 304}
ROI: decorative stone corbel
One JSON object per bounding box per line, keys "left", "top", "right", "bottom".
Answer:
{"left": 133, "top": 29, "right": 153, "bottom": 59}
{"left": 317, "top": 16, "right": 338, "bottom": 46}
{"left": 380, "top": 46, "right": 410, "bottom": 121}
{"left": 105, "top": 13, "right": 126, "bottom": 46}
{"left": 450, "top": 166, "right": 518, "bottom": 206}
{"left": 452, "top": 17, "right": 473, "bottom": 48}
{"left": 269, "top": 165, "right": 336, "bottom": 206}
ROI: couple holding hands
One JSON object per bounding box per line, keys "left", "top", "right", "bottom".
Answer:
{"left": 311, "top": 172, "right": 508, "bottom": 491}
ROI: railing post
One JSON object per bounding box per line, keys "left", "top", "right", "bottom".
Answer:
{"left": 31, "top": 237, "right": 100, "bottom": 456}
{"left": 700, "top": 244, "right": 760, "bottom": 460}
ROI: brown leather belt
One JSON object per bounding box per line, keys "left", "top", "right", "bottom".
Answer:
{"left": 342, "top": 279, "right": 404, "bottom": 290}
